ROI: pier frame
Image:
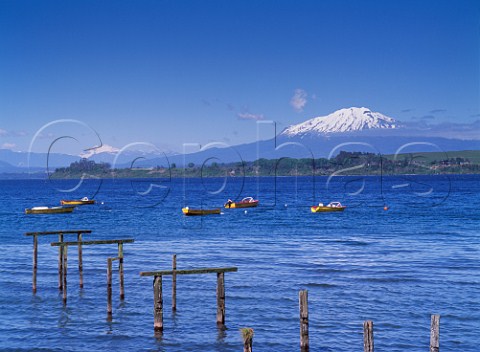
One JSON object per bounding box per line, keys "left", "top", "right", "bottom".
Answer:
{"left": 51, "top": 238, "right": 134, "bottom": 319}
{"left": 140, "top": 256, "right": 237, "bottom": 331}
{"left": 25, "top": 230, "right": 92, "bottom": 293}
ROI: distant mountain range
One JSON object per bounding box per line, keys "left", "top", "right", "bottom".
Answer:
{"left": 164, "top": 107, "right": 480, "bottom": 166}
{"left": 1, "top": 107, "right": 479, "bottom": 175}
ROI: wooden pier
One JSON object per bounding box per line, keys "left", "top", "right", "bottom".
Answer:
{"left": 50, "top": 238, "right": 134, "bottom": 319}
{"left": 25, "top": 230, "right": 92, "bottom": 293}
{"left": 23, "top": 233, "right": 446, "bottom": 350}
{"left": 140, "top": 255, "right": 238, "bottom": 331}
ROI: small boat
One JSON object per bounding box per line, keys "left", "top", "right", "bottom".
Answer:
{"left": 224, "top": 197, "right": 259, "bottom": 209}
{"left": 182, "top": 207, "right": 221, "bottom": 216}
{"left": 310, "top": 202, "right": 346, "bottom": 213}
{"left": 25, "top": 206, "right": 75, "bottom": 214}
{"left": 60, "top": 197, "right": 95, "bottom": 205}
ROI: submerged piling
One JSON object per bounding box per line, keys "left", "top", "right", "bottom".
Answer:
{"left": 216, "top": 272, "right": 226, "bottom": 326}
{"left": 430, "top": 314, "right": 440, "bottom": 352}
{"left": 107, "top": 258, "right": 113, "bottom": 321}
{"left": 32, "top": 234, "right": 38, "bottom": 293}
{"left": 119, "top": 243, "right": 125, "bottom": 300}
{"left": 62, "top": 245, "right": 68, "bottom": 304}
{"left": 153, "top": 275, "right": 163, "bottom": 332}
{"left": 172, "top": 254, "right": 177, "bottom": 311}
{"left": 299, "top": 290, "right": 309, "bottom": 352}
{"left": 363, "top": 320, "right": 374, "bottom": 352}
{"left": 241, "top": 327, "right": 254, "bottom": 352}
{"left": 58, "top": 233, "right": 64, "bottom": 290}
{"left": 78, "top": 232, "right": 83, "bottom": 288}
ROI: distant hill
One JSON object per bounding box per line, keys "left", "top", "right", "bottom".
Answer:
{"left": 0, "top": 160, "right": 18, "bottom": 173}
{"left": 49, "top": 150, "right": 480, "bottom": 179}
{"left": 0, "top": 148, "right": 79, "bottom": 168}
{"left": 384, "top": 150, "right": 480, "bottom": 164}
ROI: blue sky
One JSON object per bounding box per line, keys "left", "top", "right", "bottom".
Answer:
{"left": 0, "top": 0, "right": 479, "bottom": 154}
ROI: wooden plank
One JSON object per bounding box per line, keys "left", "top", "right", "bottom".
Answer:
{"left": 140, "top": 267, "right": 238, "bottom": 276}
{"left": 363, "top": 320, "right": 374, "bottom": 352}
{"left": 216, "top": 272, "right": 225, "bottom": 325}
{"left": 299, "top": 290, "right": 309, "bottom": 352}
{"left": 153, "top": 275, "right": 163, "bottom": 331}
{"left": 51, "top": 239, "right": 135, "bottom": 246}
{"left": 25, "top": 230, "right": 92, "bottom": 236}
{"left": 430, "top": 314, "right": 440, "bottom": 352}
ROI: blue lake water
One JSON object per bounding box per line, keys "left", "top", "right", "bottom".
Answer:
{"left": 0, "top": 175, "right": 479, "bottom": 351}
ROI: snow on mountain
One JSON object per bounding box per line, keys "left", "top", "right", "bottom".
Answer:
{"left": 80, "top": 144, "right": 120, "bottom": 159}
{"left": 281, "top": 107, "right": 400, "bottom": 136}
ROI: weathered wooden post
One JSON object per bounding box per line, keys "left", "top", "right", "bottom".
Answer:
{"left": 299, "top": 290, "right": 309, "bottom": 352}
{"left": 172, "top": 254, "right": 177, "bottom": 311}
{"left": 430, "top": 314, "right": 440, "bottom": 352}
{"left": 240, "top": 327, "right": 254, "bottom": 352}
{"left": 363, "top": 320, "right": 374, "bottom": 352}
{"left": 118, "top": 243, "right": 125, "bottom": 300}
{"left": 107, "top": 258, "right": 113, "bottom": 320}
{"left": 153, "top": 275, "right": 163, "bottom": 331}
{"left": 77, "top": 232, "right": 83, "bottom": 288}
{"left": 58, "top": 233, "right": 64, "bottom": 290}
{"left": 216, "top": 272, "right": 225, "bottom": 325}
{"left": 32, "top": 234, "right": 38, "bottom": 293}
{"left": 62, "top": 245, "right": 68, "bottom": 304}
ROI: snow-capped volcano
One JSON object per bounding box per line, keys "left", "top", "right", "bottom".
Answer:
{"left": 281, "top": 107, "right": 400, "bottom": 137}
{"left": 80, "top": 144, "right": 120, "bottom": 159}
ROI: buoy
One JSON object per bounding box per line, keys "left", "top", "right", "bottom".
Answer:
{"left": 284, "top": 204, "right": 288, "bottom": 208}
{"left": 383, "top": 206, "right": 389, "bottom": 211}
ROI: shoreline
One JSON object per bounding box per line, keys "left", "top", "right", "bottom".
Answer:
{"left": 1, "top": 172, "right": 478, "bottom": 181}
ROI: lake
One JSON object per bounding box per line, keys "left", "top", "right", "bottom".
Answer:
{"left": 0, "top": 175, "right": 479, "bottom": 351}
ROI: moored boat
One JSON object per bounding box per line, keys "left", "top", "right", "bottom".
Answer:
{"left": 224, "top": 197, "right": 259, "bottom": 209}
{"left": 60, "top": 197, "right": 95, "bottom": 205}
{"left": 182, "top": 207, "right": 221, "bottom": 216}
{"left": 25, "top": 206, "right": 75, "bottom": 214}
{"left": 310, "top": 202, "right": 346, "bottom": 213}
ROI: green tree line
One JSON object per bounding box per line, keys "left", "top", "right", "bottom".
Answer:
{"left": 51, "top": 151, "right": 480, "bottom": 179}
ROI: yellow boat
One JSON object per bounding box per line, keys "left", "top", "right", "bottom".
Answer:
{"left": 224, "top": 197, "right": 259, "bottom": 209}
{"left": 182, "top": 207, "right": 221, "bottom": 216}
{"left": 60, "top": 197, "right": 95, "bottom": 205}
{"left": 25, "top": 206, "right": 75, "bottom": 214}
{"left": 310, "top": 202, "right": 346, "bottom": 213}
